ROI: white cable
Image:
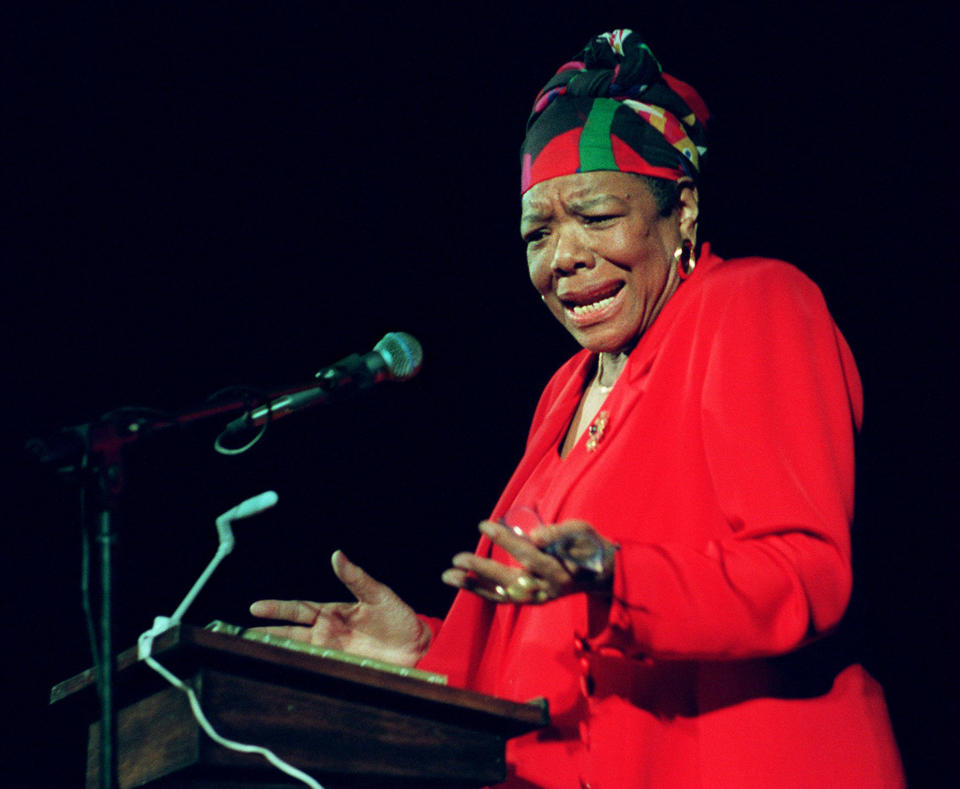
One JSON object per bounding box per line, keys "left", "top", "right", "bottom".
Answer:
{"left": 140, "top": 649, "right": 323, "bottom": 789}
{"left": 136, "top": 490, "right": 322, "bottom": 788}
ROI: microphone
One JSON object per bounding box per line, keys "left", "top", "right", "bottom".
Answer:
{"left": 222, "top": 332, "right": 423, "bottom": 436}
{"left": 315, "top": 330, "right": 423, "bottom": 387}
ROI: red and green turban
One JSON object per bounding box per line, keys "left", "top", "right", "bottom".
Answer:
{"left": 521, "top": 29, "right": 710, "bottom": 194}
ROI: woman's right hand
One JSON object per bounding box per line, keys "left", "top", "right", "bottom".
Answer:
{"left": 248, "top": 549, "right": 430, "bottom": 667}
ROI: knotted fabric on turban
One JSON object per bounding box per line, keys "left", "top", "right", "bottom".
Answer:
{"left": 521, "top": 29, "right": 710, "bottom": 194}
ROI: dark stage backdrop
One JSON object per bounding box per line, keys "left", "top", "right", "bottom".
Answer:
{"left": 5, "top": 2, "right": 956, "bottom": 786}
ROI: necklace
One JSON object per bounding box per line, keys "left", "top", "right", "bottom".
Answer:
{"left": 595, "top": 353, "right": 615, "bottom": 393}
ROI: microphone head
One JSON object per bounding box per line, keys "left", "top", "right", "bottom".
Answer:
{"left": 374, "top": 332, "right": 423, "bottom": 381}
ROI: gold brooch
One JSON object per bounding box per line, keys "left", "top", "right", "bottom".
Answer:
{"left": 585, "top": 410, "right": 609, "bottom": 452}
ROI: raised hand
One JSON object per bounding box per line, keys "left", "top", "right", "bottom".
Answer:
{"left": 442, "top": 519, "right": 617, "bottom": 604}
{"left": 249, "top": 549, "right": 430, "bottom": 667}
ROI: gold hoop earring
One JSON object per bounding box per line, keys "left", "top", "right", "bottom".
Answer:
{"left": 674, "top": 239, "right": 696, "bottom": 280}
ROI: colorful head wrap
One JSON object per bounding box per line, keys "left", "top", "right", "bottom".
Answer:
{"left": 521, "top": 29, "right": 710, "bottom": 194}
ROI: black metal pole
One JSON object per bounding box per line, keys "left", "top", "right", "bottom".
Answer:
{"left": 96, "top": 506, "right": 118, "bottom": 789}
{"left": 27, "top": 380, "right": 342, "bottom": 787}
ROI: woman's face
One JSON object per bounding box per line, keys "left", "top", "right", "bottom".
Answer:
{"left": 522, "top": 171, "right": 689, "bottom": 354}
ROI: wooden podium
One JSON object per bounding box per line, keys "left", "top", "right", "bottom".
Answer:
{"left": 50, "top": 624, "right": 548, "bottom": 788}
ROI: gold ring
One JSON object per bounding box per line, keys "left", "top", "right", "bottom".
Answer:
{"left": 504, "top": 574, "right": 550, "bottom": 604}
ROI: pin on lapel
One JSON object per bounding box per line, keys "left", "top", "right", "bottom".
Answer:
{"left": 586, "top": 411, "right": 609, "bottom": 452}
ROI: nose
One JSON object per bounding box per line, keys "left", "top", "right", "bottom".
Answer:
{"left": 550, "top": 226, "right": 594, "bottom": 275}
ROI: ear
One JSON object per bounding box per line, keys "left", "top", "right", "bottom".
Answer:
{"left": 675, "top": 180, "right": 700, "bottom": 245}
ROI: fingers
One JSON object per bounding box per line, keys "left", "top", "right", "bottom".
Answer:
{"left": 248, "top": 552, "right": 366, "bottom": 622}
{"left": 448, "top": 519, "right": 615, "bottom": 605}
{"left": 450, "top": 550, "right": 519, "bottom": 588}
{"left": 527, "top": 520, "right": 590, "bottom": 547}
{"left": 249, "top": 599, "right": 323, "bottom": 624}
{"left": 443, "top": 541, "right": 553, "bottom": 604}
{"left": 331, "top": 549, "right": 389, "bottom": 606}
{"left": 442, "top": 567, "right": 499, "bottom": 599}
{"left": 480, "top": 521, "right": 572, "bottom": 581}
{"left": 442, "top": 555, "right": 507, "bottom": 593}
{"left": 248, "top": 600, "right": 357, "bottom": 649}
{"left": 442, "top": 565, "right": 516, "bottom": 603}
{"left": 479, "top": 521, "right": 550, "bottom": 570}
{"left": 441, "top": 566, "right": 468, "bottom": 589}
{"left": 246, "top": 623, "right": 314, "bottom": 642}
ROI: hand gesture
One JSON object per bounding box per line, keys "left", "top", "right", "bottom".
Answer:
{"left": 442, "top": 519, "right": 617, "bottom": 604}
{"left": 249, "top": 550, "right": 430, "bottom": 667}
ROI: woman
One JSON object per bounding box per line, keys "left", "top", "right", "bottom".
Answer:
{"left": 251, "top": 30, "right": 905, "bottom": 788}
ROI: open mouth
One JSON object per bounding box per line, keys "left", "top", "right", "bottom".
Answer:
{"left": 559, "top": 282, "right": 625, "bottom": 325}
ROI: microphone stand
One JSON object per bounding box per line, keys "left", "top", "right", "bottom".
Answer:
{"left": 81, "top": 420, "right": 128, "bottom": 789}
{"left": 29, "top": 335, "right": 421, "bottom": 787}
{"left": 28, "top": 377, "right": 347, "bottom": 789}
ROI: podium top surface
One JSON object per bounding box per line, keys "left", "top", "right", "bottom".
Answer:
{"left": 51, "top": 623, "right": 548, "bottom": 737}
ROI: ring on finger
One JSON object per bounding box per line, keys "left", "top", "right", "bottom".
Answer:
{"left": 504, "top": 574, "right": 550, "bottom": 604}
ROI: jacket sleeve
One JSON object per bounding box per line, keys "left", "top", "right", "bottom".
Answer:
{"left": 586, "top": 264, "right": 863, "bottom": 660}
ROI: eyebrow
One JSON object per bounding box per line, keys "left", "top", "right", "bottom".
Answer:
{"left": 568, "top": 193, "right": 629, "bottom": 212}
{"left": 520, "top": 206, "right": 552, "bottom": 226}
{"left": 521, "top": 192, "right": 629, "bottom": 226}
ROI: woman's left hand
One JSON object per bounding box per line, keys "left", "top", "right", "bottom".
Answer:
{"left": 441, "top": 519, "right": 618, "bottom": 604}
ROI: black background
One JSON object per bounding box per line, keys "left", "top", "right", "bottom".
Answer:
{"left": 4, "top": 1, "right": 956, "bottom": 786}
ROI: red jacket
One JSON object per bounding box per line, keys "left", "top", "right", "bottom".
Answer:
{"left": 419, "top": 247, "right": 904, "bottom": 788}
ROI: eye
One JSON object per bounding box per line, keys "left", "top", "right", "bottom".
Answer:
{"left": 522, "top": 228, "right": 548, "bottom": 245}
{"left": 582, "top": 214, "right": 618, "bottom": 225}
